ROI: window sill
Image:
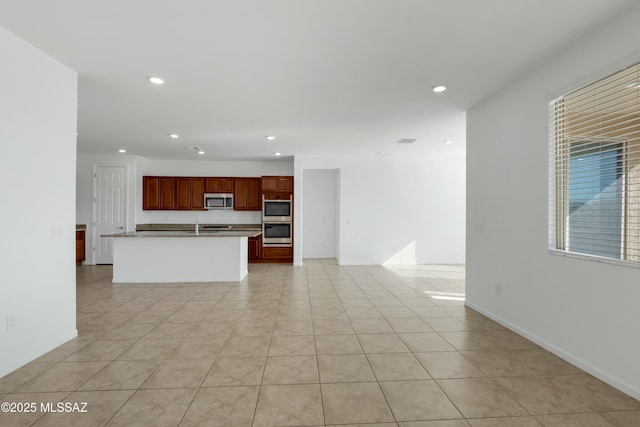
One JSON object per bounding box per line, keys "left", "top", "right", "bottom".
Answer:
{"left": 548, "top": 249, "right": 640, "bottom": 269}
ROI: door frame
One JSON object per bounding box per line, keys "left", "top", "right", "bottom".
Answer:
{"left": 91, "top": 164, "right": 129, "bottom": 265}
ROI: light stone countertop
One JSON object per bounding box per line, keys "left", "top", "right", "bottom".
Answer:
{"left": 104, "top": 230, "right": 262, "bottom": 238}
{"left": 135, "top": 223, "right": 261, "bottom": 232}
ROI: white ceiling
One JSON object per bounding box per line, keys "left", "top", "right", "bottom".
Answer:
{"left": 1, "top": 0, "right": 637, "bottom": 161}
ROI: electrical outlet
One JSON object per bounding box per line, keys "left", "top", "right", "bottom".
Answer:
{"left": 7, "top": 315, "right": 16, "bottom": 332}
{"left": 475, "top": 222, "right": 483, "bottom": 233}
{"left": 495, "top": 284, "right": 502, "bottom": 296}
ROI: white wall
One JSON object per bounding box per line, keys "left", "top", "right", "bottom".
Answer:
{"left": 466, "top": 6, "right": 640, "bottom": 399}
{"left": 294, "top": 153, "right": 466, "bottom": 266}
{"left": 0, "top": 25, "right": 77, "bottom": 376}
{"left": 302, "top": 169, "right": 339, "bottom": 258}
{"left": 137, "top": 158, "right": 293, "bottom": 177}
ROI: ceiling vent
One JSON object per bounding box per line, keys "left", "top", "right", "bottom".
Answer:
{"left": 397, "top": 138, "right": 417, "bottom": 144}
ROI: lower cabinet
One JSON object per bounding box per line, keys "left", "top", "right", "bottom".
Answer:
{"left": 248, "top": 236, "right": 293, "bottom": 263}
{"left": 76, "top": 230, "right": 85, "bottom": 264}
{"left": 261, "top": 246, "right": 293, "bottom": 262}
{"left": 248, "top": 235, "right": 262, "bottom": 262}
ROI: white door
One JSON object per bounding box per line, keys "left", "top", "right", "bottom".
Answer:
{"left": 94, "top": 166, "right": 127, "bottom": 264}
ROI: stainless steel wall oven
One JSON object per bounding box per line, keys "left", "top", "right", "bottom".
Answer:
{"left": 262, "top": 222, "right": 292, "bottom": 246}
{"left": 262, "top": 199, "right": 292, "bottom": 222}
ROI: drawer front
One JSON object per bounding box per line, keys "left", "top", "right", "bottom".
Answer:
{"left": 262, "top": 246, "right": 293, "bottom": 260}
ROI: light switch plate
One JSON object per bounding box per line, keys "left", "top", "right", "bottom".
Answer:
{"left": 7, "top": 315, "right": 16, "bottom": 332}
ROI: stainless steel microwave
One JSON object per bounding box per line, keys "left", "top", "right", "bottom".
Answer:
{"left": 263, "top": 199, "right": 292, "bottom": 222}
{"left": 204, "top": 193, "right": 234, "bottom": 210}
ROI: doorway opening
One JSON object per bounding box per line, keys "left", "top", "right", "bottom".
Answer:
{"left": 301, "top": 169, "right": 340, "bottom": 262}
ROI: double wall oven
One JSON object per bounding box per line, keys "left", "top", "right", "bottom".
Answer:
{"left": 262, "top": 198, "right": 292, "bottom": 246}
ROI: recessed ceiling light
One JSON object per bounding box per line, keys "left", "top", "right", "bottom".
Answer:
{"left": 170, "top": 134, "right": 179, "bottom": 139}
{"left": 118, "top": 149, "right": 126, "bottom": 153}
{"left": 266, "top": 136, "right": 276, "bottom": 141}
{"left": 198, "top": 150, "right": 205, "bottom": 155}
{"left": 444, "top": 140, "right": 454, "bottom": 144}
{"left": 149, "top": 76, "right": 164, "bottom": 85}
{"left": 432, "top": 85, "right": 447, "bottom": 93}
{"left": 274, "top": 152, "right": 281, "bottom": 156}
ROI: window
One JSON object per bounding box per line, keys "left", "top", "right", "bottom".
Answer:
{"left": 550, "top": 63, "right": 640, "bottom": 264}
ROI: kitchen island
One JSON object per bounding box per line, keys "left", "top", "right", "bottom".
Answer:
{"left": 105, "top": 228, "right": 261, "bottom": 283}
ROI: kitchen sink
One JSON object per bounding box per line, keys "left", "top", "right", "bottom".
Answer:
{"left": 201, "top": 225, "right": 232, "bottom": 230}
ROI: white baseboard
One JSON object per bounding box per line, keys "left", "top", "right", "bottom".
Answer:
{"left": 0, "top": 328, "right": 78, "bottom": 378}
{"left": 112, "top": 273, "right": 247, "bottom": 283}
{"left": 336, "top": 261, "right": 379, "bottom": 266}
{"left": 465, "top": 301, "right": 640, "bottom": 401}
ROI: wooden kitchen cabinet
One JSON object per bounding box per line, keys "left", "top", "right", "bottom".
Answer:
{"left": 234, "top": 178, "right": 261, "bottom": 211}
{"left": 159, "top": 177, "right": 176, "bottom": 209}
{"left": 144, "top": 175, "right": 292, "bottom": 212}
{"left": 76, "top": 230, "right": 85, "bottom": 264}
{"left": 248, "top": 234, "right": 262, "bottom": 262}
{"left": 261, "top": 176, "right": 293, "bottom": 193}
{"left": 190, "top": 178, "right": 205, "bottom": 209}
{"left": 261, "top": 246, "right": 293, "bottom": 262}
{"left": 175, "top": 177, "right": 205, "bottom": 210}
{"left": 143, "top": 176, "right": 176, "bottom": 210}
{"left": 205, "top": 177, "right": 234, "bottom": 193}
{"left": 175, "top": 178, "right": 191, "bottom": 210}
{"left": 262, "top": 192, "right": 292, "bottom": 201}
{"left": 143, "top": 176, "right": 160, "bottom": 210}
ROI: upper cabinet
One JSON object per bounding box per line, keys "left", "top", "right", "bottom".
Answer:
{"left": 205, "top": 177, "right": 234, "bottom": 193}
{"left": 142, "top": 176, "right": 160, "bottom": 210}
{"left": 143, "top": 175, "right": 293, "bottom": 211}
{"left": 234, "top": 178, "right": 261, "bottom": 211}
{"left": 190, "top": 178, "right": 205, "bottom": 210}
{"left": 159, "top": 178, "right": 176, "bottom": 209}
{"left": 261, "top": 176, "right": 293, "bottom": 193}
{"left": 261, "top": 193, "right": 291, "bottom": 201}
{"left": 143, "top": 176, "right": 175, "bottom": 210}
{"left": 175, "top": 178, "right": 191, "bottom": 210}
{"left": 176, "top": 177, "right": 205, "bottom": 210}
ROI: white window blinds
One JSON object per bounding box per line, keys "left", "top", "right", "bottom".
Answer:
{"left": 550, "top": 63, "right": 640, "bottom": 264}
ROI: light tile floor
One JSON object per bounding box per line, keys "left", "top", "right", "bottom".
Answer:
{"left": 1, "top": 261, "right": 639, "bottom": 426}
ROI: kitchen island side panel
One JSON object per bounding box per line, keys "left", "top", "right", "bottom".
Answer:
{"left": 112, "top": 237, "right": 248, "bottom": 282}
